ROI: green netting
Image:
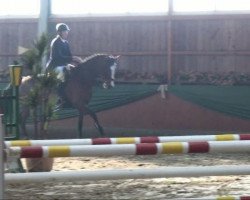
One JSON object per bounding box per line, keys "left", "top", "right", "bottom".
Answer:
{"left": 169, "top": 85, "right": 250, "bottom": 120}
{"left": 0, "top": 82, "right": 19, "bottom": 139}
{"left": 0, "top": 82, "right": 9, "bottom": 90}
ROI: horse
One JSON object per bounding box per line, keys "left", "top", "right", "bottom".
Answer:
{"left": 20, "top": 54, "right": 119, "bottom": 138}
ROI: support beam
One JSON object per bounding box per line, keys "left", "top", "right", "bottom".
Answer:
{"left": 38, "top": 0, "right": 50, "bottom": 37}
{"left": 38, "top": 0, "right": 51, "bottom": 70}
{"left": 167, "top": 0, "right": 173, "bottom": 85}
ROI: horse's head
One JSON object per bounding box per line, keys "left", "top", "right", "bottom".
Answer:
{"left": 101, "top": 55, "right": 120, "bottom": 89}
{"left": 72, "top": 54, "right": 120, "bottom": 88}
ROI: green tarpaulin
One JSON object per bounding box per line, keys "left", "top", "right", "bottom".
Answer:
{"left": 1, "top": 82, "right": 250, "bottom": 120}
{"left": 169, "top": 85, "right": 250, "bottom": 120}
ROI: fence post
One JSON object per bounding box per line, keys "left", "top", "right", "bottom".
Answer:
{"left": 0, "top": 114, "right": 5, "bottom": 199}
{"left": 9, "top": 65, "right": 22, "bottom": 139}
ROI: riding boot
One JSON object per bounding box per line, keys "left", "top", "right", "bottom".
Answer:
{"left": 57, "top": 81, "right": 66, "bottom": 99}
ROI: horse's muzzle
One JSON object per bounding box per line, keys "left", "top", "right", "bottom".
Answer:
{"left": 103, "top": 80, "right": 115, "bottom": 89}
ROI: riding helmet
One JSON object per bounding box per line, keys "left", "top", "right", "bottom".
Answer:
{"left": 56, "top": 23, "right": 70, "bottom": 32}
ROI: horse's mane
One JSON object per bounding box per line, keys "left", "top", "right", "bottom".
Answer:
{"left": 71, "top": 54, "right": 108, "bottom": 75}
{"left": 81, "top": 54, "right": 108, "bottom": 65}
{"left": 68, "top": 54, "right": 109, "bottom": 80}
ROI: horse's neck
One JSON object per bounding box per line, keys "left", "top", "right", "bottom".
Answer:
{"left": 82, "top": 69, "right": 96, "bottom": 85}
{"left": 72, "top": 62, "right": 100, "bottom": 84}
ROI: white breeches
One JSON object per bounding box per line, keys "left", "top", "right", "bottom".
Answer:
{"left": 54, "top": 66, "right": 65, "bottom": 81}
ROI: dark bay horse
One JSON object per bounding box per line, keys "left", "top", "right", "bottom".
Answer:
{"left": 63, "top": 54, "right": 118, "bottom": 137}
{"left": 20, "top": 54, "right": 119, "bottom": 138}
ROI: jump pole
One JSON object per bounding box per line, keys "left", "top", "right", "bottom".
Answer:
{"left": 5, "top": 133, "right": 250, "bottom": 147}
{"left": 186, "top": 196, "right": 250, "bottom": 200}
{"left": 5, "top": 165, "right": 250, "bottom": 184}
{"left": 6, "top": 140, "right": 250, "bottom": 158}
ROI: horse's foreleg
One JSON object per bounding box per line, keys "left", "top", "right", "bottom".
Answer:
{"left": 20, "top": 106, "right": 30, "bottom": 138}
{"left": 84, "top": 106, "right": 104, "bottom": 136}
{"left": 78, "top": 111, "right": 84, "bottom": 138}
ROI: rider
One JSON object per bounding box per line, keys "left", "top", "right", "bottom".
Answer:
{"left": 46, "top": 23, "right": 83, "bottom": 108}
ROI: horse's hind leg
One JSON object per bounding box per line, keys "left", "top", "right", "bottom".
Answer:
{"left": 84, "top": 106, "right": 104, "bottom": 136}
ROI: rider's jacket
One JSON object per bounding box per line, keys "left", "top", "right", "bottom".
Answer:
{"left": 46, "top": 35, "right": 72, "bottom": 70}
